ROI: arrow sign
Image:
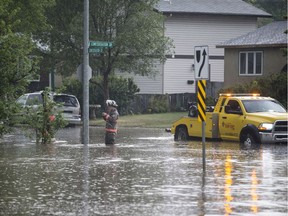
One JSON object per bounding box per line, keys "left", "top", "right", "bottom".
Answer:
{"left": 198, "top": 49, "right": 207, "bottom": 77}
{"left": 194, "top": 46, "right": 209, "bottom": 80}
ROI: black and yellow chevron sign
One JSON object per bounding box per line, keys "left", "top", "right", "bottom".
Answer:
{"left": 197, "top": 80, "right": 206, "bottom": 122}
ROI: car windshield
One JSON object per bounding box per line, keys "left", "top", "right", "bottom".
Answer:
{"left": 16, "top": 95, "right": 28, "bottom": 105}
{"left": 54, "top": 95, "right": 78, "bottom": 107}
{"left": 242, "top": 100, "right": 286, "bottom": 113}
{"left": 26, "top": 94, "right": 43, "bottom": 105}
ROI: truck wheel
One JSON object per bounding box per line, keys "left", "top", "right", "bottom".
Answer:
{"left": 241, "top": 132, "right": 257, "bottom": 147}
{"left": 175, "top": 126, "right": 188, "bottom": 141}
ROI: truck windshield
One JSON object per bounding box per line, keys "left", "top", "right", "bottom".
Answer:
{"left": 242, "top": 100, "right": 286, "bottom": 113}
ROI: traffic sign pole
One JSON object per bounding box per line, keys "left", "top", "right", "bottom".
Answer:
{"left": 202, "top": 120, "right": 206, "bottom": 173}
{"left": 82, "top": 0, "right": 89, "bottom": 145}
{"left": 194, "top": 46, "right": 209, "bottom": 173}
{"left": 197, "top": 80, "right": 207, "bottom": 173}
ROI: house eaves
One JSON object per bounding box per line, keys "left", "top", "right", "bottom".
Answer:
{"left": 155, "top": 0, "right": 271, "bottom": 17}
{"left": 216, "top": 21, "right": 288, "bottom": 48}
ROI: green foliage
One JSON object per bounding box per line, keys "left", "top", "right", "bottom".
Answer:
{"left": 38, "top": 0, "right": 82, "bottom": 76}
{"left": 206, "top": 96, "right": 215, "bottom": 106}
{"left": 61, "top": 77, "right": 83, "bottom": 105}
{"left": 24, "top": 88, "right": 67, "bottom": 144}
{"left": 0, "top": 22, "right": 40, "bottom": 137}
{"left": 41, "top": 0, "right": 173, "bottom": 101}
{"left": 62, "top": 76, "right": 140, "bottom": 114}
{"left": 0, "top": 0, "right": 54, "bottom": 137}
{"left": 244, "top": 0, "right": 287, "bottom": 21}
{"left": 89, "top": 0, "right": 173, "bottom": 75}
{"left": 147, "top": 95, "right": 169, "bottom": 113}
{"left": 219, "top": 72, "right": 287, "bottom": 108}
{"left": 89, "top": 0, "right": 173, "bottom": 102}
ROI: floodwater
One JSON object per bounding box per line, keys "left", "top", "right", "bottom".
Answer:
{"left": 0, "top": 126, "right": 287, "bottom": 216}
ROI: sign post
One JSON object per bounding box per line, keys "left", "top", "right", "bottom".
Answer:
{"left": 197, "top": 80, "right": 207, "bottom": 173}
{"left": 194, "top": 45, "right": 209, "bottom": 173}
{"left": 82, "top": 0, "right": 90, "bottom": 145}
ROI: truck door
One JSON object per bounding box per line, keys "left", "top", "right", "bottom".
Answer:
{"left": 219, "top": 99, "right": 245, "bottom": 141}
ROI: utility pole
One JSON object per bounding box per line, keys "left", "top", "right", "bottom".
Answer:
{"left": 82, "top": 0, "right": 89, "bottom": 145}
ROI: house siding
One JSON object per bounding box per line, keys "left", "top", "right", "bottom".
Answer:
{"left": 120, "top": 14, "right": 259, "bottom": 95}
{"left": 223, "top": 47, "right": 287, "bottom": 88}
{"left": 163, "top": 58, "right": 196, "bottom": 94}
{"left": 118, "top": 62, "right": 164, "bottom": 94}
{"left": 162, "top": 14, "right": 258, "bottom": 94}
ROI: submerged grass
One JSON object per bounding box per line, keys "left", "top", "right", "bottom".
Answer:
{"left": 90, "top": 112, "right": 186, "bottom": 128}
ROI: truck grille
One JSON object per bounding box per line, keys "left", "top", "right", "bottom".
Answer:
{"left": 274, "top": 121, "right": 288, "bottom": 133}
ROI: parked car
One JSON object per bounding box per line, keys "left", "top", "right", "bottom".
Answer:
{"left": 53, "top": 94, "right": 82, "bottom": 125}
{"left": 16, "top": 92, "right": 82, "bottom": 125}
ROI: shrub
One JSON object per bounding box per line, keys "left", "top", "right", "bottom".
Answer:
{"left": 62, "top": 76, "right": 140, "bottom": 115}
{"left": 24, "top": 88, "right": 67, "bottom": 144}
{"left": 147, "top": 95, "right": 169, "bottom": 113}
{"left": 218, "top": 72, "right": 287, "bottom": 108}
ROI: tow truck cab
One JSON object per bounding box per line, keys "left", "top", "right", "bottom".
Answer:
{"left": 171, "top": 94, "right": 288, "bottom": 144}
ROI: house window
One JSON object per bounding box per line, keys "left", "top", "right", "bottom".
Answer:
{"left": 239, "top": 51, "right": 263, "bottom": 75}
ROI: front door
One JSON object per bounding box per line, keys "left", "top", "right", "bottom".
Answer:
{"left": 219, "top": 99, "right": 245, "bottom": 141}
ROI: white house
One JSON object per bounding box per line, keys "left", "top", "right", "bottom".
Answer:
{"left": 120, "top": 0, "right": 271, "bottom": 98}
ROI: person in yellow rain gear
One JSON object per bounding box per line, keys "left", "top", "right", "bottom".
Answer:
{"left": 102, "top": 100, "right": 119, "bottom": 144}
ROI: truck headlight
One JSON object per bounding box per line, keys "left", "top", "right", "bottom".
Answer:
{"left": 258, "top": 123, "right": 273, "bottom": 131}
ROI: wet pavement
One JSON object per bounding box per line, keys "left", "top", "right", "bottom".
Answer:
{"left": 0, "top": 126, "right": 287, "bottom": 215}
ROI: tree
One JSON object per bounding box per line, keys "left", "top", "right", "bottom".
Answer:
{"left": 24, "top": 88, "right": 67, "bottom": 144}
{"left": 0, "top": 0, "right": 54, "bottom": 136}
{"left": 90, "top": 76, "right": 140, "bottom": 114}
{"left": 42, "top": 0, "right": 173, "bottom": 102}
{"left": 89, "top": 0, "right": 173, "bottom": 101}
{"left": 38, "top": 0, "right": 83, "bottom": 77}
{"left": 244, "top": 0, "right": 287, "bottom": 21}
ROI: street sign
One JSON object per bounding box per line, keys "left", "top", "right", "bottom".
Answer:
{"left": 88, "top": 47, "right": 103, "bottom": 53}
{"left": 194, "top": 46, "right": 209, "bottom": 80}
{"left": 76, "top": 64, "right": 92, "bottom": 82}
{"left": 89, "top": 41, "right": 113, "bottom": 48}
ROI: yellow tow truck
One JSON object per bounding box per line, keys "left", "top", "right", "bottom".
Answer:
{"left": 171, "top": 94, "right": 288, "bottom": 145}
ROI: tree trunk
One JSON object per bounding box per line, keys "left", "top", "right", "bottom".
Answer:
{"left": 103, "top": 73, "right": 110, "bottom": 105}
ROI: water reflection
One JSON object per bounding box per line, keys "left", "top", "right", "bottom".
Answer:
{"left": 0, "top": 127, "right": 287, "bottom": 215}
{"left": 251, "top": 169, "right": 258, "bottom": 213}
{"left": 82, "top": 144, "right": 89, "bottom": 216}
{"left": 224, "top": 155, "right": 233, "bottom": 216}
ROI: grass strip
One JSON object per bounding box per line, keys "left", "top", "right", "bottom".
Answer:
{"left": 89, "top": 112, "right": 186, "bottom": 128}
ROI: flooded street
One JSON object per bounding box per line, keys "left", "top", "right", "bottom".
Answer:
{"left": 0, "top": 126, "right": 287, "bottom": 215}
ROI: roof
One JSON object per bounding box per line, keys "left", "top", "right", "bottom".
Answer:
{"left": 217, "top": 21, "right": 288, "bottom": 48}
{"left": 156, "top": 0, "right": 271, "bottom": 17}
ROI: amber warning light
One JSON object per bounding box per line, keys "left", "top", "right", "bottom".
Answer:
{"left": 219, "top": 93, "right": 260, "bottom": 97}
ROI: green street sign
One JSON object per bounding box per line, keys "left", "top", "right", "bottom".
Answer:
{"left": 89, "top": 41, "right": 113, "bottom": 48}
{"left": 88, "top": 47, "right": 103, "bottom": 53}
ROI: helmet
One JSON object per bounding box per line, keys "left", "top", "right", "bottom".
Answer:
{"left": 106, "top": 99, "right": 118, "bottom": 107}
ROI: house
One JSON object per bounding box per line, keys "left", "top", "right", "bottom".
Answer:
{"left": 216, "top": 21, "right": 287, "bottom": 89}
{"left": 120, "top": 0, "right": 271, "bottom": 101}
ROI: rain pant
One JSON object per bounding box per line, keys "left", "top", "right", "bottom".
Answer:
{"left": 102, "top": 107, "right": 119, "bottom": 144}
